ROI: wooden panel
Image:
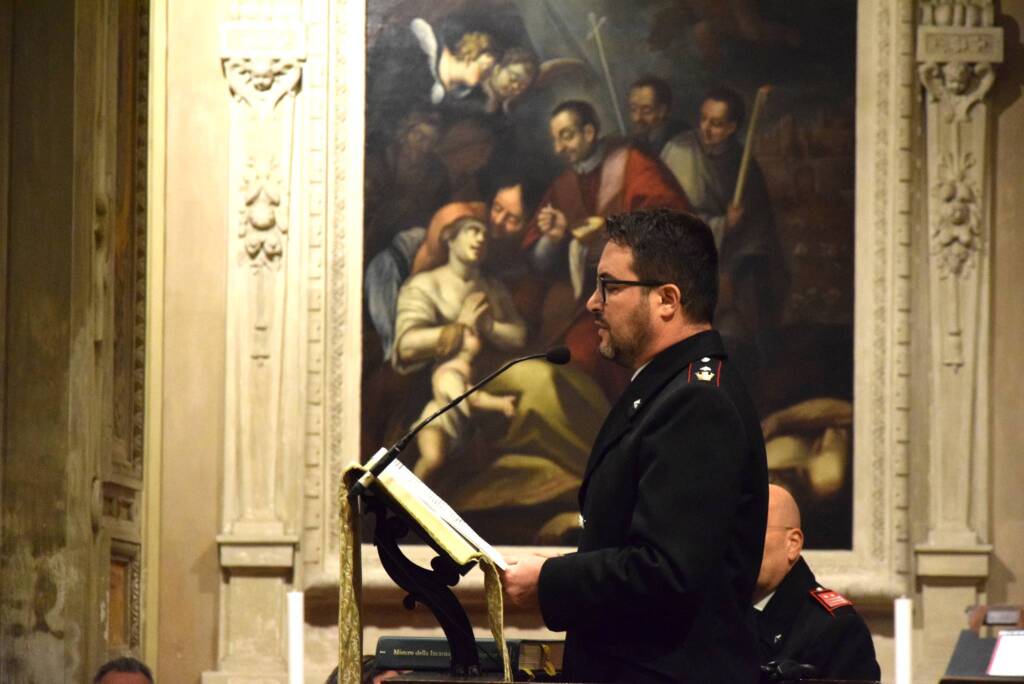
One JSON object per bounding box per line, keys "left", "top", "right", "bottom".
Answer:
{"left": 109, "top": 557, "right": 129, "bottom": 649}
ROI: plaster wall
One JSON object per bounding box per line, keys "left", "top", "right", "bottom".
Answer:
{"left": 0, "top": 1, "right": 90, "bottom": 681}
{"left": 154, "top": 0, "right": 231, "bottom": 681}
{"left": 989, "top": 0, "right": 1024, "bottom": 609}
{"left": 145, "top": 2, "right": 1024, "bottom": 683}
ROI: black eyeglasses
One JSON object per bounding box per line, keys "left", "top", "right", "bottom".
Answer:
{"left": 596, "top": 276, "right": 666, "bottom": 304}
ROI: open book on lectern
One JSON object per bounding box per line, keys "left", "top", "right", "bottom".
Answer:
{"left": 364, "top": 446, "right": 508, "bottom": 571}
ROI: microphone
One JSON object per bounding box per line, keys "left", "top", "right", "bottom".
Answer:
{"left": 347, "top": 346, "right": 571, "bottom": 500}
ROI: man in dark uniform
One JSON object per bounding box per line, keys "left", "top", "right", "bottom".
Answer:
{"left": 755, "top": 485, "right": 881, "bottom": 681}
{"left": 502, "top": 208, "right": 768, "bottom": 683}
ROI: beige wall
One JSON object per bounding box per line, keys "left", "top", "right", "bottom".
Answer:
{"left": 155, "top": 0, "right": 230, "bottom": 681}
{"left": 989, "top": 0, "right": 1024, "bottom": 609}
{"left": 144, "top": 2, "right": 1024, "bottom": 683}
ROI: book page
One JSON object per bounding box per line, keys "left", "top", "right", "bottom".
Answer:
{"left": 988, "top": 630, "right": 1024, "bottom": 676}
{"left": 381, "top": 459, "right": 508, "bottom": 570}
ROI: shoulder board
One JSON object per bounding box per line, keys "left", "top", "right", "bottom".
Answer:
{"left": 809, "top": 587, "right": 854, "bottom": 614}
{"left": 686, "top": 357, "right": 723, "bottom": 386}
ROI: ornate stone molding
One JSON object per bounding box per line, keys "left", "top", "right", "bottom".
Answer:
{"left": 129, "top": 0, "right": 150, "bottom": 480}
{"left": 218, "top": 12, "right": 304, "bottom": 537}
{"left": 298, "top": 0, "right": 330, "bottom": 579}
{"left": 206, "top": 3, "right": 309, "bottom": 681}
{"left": 916, "top": 0, "right": 1002, "bottom": 552}
{"left": 326, "top": 0, "right": 366, "bottom": 573}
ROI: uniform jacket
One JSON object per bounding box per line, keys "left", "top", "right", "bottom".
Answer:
{"left": 756, "top": 557, "right": 881, "bottom": 682}
{"left": 538, "top": 331, "right": 769, "bottom": 683}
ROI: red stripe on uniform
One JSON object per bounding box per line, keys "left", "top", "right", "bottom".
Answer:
{"left": 716, "top": 360, "right": 722, "bottom": 387}
{"left": 687, "top": 362, "right": 692, "bottom": 382}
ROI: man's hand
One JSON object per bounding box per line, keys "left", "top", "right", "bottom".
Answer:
{"left": 501, "top": 554, "right": 548, "bottom": 611}
{"left": 537, "top": 205, "right": 568, "bottom": 242}
{"left": 726, "top": 204, "right": 744, "bottom": 230}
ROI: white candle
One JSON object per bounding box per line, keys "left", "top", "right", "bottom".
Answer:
{"left": 894, "top": 596, "right": 913, "bottom": 684}
{"left": 288, "top": 591, "right": 304, "bottom": 684}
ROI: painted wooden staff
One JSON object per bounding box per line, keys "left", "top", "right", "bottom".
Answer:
{"left": 732, "top": 85, "right": 773, "bottom": 208}
{"left": 588, "top": 12, "right": 627, "bottom": 136}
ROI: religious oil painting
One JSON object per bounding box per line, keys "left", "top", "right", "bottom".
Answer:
{"left": 361, "top": 0, "right": 857, "bottom": 548}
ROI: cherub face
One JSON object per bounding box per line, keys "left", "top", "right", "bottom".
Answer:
{"left": 490, "top": 62, "right": 533, "bottom": 99}
{"left": 942, "top": 61, "right": 973, "bottom": 95}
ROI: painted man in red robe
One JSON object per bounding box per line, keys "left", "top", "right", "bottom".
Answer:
{"left": 523, "top": 100, "right": 690, "bottom": 397}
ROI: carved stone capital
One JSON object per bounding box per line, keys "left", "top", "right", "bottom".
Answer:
{"left": 919, "top": 59, "right": 996, "bottom": 122}
{"left": 220, "top": 20, "right": 305, "bottom": 115}
{"left": 917, "top": 2, "right": 1003, "bottom": 123}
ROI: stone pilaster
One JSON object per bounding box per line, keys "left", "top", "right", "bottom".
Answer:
{"left": 204, "top": 2, "right": 306, "bottom": 681}
{"left": 914, "top": 2, "right": 1002, "bottom": 680}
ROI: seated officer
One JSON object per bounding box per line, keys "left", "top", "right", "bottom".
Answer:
{"left": 755, "top": 484, "right": 881, "bottom": 681}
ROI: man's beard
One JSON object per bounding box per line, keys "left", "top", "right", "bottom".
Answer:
{"left": 597, "top": 298, "right": 652, "bottom": 368}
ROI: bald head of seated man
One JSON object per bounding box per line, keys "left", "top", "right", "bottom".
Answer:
{"left": 754, "top": 484, "right": 881, "bottom": 682}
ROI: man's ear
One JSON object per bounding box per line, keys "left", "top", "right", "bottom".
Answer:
{"left": 583, "top": 123, "right": 597, "bottom": 144}
{"left": 656, "top": 284, "right": 682, "bottom": 316}
{"left": 786, "top": 527, "right": 804, "bottom": 563}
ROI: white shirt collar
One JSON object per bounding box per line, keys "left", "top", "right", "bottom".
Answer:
{"left": 630, "top": 360, "right": 651, "bottom": 382}
{"left": 753, "top": 591, "right": 776, "bottom": 612}
{"left": 572, "top": 141, "right": 606, "bottom": 175}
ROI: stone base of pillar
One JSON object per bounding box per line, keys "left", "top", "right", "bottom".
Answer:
{"left": 914, "top": 544, "right": 992, "bottom": 684}
{"left": 202, "top": 536, "right": 300, "bottom": 684}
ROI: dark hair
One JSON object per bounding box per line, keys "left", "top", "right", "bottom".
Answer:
{"left": 702, "top": 86, "right": 746, "bottom": 129}
{"left": 631, "top": 75, "right": 672, "bottom": 109}
{"left": 605, "top": 209, "right": 718, "bottom": 323}
{"left": 94, "top": 657, "right": 154, "bottom": 684}
{"left": 482, "top": 167, "right": 539, "bottom": 219}
{"left": 551, "top": 100, "right": 601, "bottom": 137}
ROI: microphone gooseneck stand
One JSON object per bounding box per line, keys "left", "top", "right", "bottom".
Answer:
{"left": 354, "top": 347, "right": 571, "bottom": 676}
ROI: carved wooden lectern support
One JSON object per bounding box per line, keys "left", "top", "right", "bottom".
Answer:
{"left": 362, "top": 490, "right": 485, "bottom": 676}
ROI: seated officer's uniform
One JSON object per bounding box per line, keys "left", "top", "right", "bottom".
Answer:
{"left": 755, "top": 557, "right": 880, "bottom": 681}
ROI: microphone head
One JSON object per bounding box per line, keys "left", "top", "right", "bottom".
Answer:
{"left": 545, "top": 346, "right": 571, "bottom": 365}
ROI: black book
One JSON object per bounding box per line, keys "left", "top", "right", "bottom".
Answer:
{"left": 375, "top": 636, "right": 564, "bottom": 674}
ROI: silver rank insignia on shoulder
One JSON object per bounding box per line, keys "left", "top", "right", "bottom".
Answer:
{"left": 701, "top": 357, "right": 711, "bottom": 362}
{"left": 695, "top": 365, "right": 715, "bottom": 382}
{"left": 632, "top": 398, "right": 642, "bottom": 410}
{"left": 578, "top": 514, "right": 586, "bottom": 529}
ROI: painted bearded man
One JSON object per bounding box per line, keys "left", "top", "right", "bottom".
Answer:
{"left": 521, "top": 99, "right": 690, "bottom": 396}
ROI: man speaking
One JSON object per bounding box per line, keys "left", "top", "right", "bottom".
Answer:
{"left": 502, "top": 208, "right": 768, "bottom": 683}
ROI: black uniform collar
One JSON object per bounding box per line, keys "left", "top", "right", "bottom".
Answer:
{"left": 581, "top": 330, "right": 728, "bottom": 488}
{"left": 629, "top": 329, "right": 727, "bottom": 398}
{"left": 758, "top": 556, "right": 818, "bottom": 649}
